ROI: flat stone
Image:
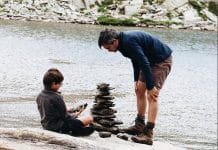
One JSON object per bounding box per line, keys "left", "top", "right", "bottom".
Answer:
{"left": 117, "top": 133, "right": 129, "bottom": 141}
{"left": 91, "top": 122, "right": 119, "bottom": 134}
{"left": 94, "top": 99, "right": 114, "bottom": 104}
{"left": 97, "top": 119, "right": 123, "bottom": 127}
{"left": 93, "top": 103, "right": 115, "bottom": 108}
{"left": 91, "top": 108, "right": 116, "bottom": 116}
{"left": 98, "top": 119, "right": 114, "bottom": 127}
{"left": 95, "top": 95, "right": 115, "bottom": 100}
{"left": 97, "top": 91, "right": 111, "bottom": 96}
{"left": 99, "top": 132, "right": 112, "bottom": 138}
{"left": 112, "top": 120, "right": 123, "bottom": 125}
{"left": 97, "top": 83, "right": 110, "bottom": 88}
{"left": 97, "top": 83, "right": 115, "bottom": 91}
{"left": 93, "top": 114, "right": 116, "bottom": 120}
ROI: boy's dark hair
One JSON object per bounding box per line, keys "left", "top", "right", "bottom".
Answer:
{"left": 43, "top": 68, "right": 64, "bottom": 89}
{"left": 98, "top": 29, "right": 119, "bottom": 48}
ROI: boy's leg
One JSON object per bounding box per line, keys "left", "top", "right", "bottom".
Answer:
{"left": 61, "top": 117, "right": 94, "bottom": 136}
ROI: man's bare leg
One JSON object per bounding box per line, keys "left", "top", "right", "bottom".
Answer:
{"left": 147, "top": 88, "right": 159, "bottom": 123}
{"left": 135, "top": 81, "right": 147, "bottom": 116}
{"left": 121, "top": 81, "right": 147, "bottom": 135}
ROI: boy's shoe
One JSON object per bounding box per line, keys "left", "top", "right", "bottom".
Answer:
{"left": 120, "top": 119, "right": 145, "bottom": 135}
{"left": 131, "top": 128, "right": 153, "bottom": 145}
{"left": 71, "top": 126, "right": 94, "bottom": 136}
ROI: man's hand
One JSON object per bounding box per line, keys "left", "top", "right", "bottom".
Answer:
{"left": 134, "top": 81, "right": 138, "bottom": 91}
{"left": 147, "top": 86, "right": 159, "bottom": 101}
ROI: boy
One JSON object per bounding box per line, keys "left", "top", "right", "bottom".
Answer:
{"left": 36, "top": 68, "right": 94, "bottom": 136}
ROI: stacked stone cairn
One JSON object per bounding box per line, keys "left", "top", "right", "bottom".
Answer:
{"left": 91, "top": 83, "right": 123, "bottom": 138}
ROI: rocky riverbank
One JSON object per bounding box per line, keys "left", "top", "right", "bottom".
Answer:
{"left": 0, "top": 128, "right": 186, "bottom": 150}
{"left": 0, "top": 0, "right": 217, "bottom": 31}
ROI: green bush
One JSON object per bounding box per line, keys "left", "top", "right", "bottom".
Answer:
{"left": 97, "top": 0, "right": 113, "bottom": 13}
{"left": 139, "top": 19, "right": 183, "bottom": 27}
{"left": 189, "top": 0, "right": 206, "bottom": 12}
{"left": 97, "top": 15, "right": 136, "bottom": 26}
{"left": 102, "top": 0, "right": 114, "bottom": 5}
{"left": 189, "top": 0, "right": 208, "bottom": 20}
{"left": 208, "top": 2, "right": 218, "bottom": 16}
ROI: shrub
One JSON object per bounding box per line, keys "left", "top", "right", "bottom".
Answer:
{"left": 97, "top": 15, "right": 136, "bottom": 26}
{"left": 208, "top": 1, "right": 218, "bottom": 16}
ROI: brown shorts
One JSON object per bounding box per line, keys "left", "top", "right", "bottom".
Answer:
{"left": 138, "top": 55, "right": 172, "bottom": 89}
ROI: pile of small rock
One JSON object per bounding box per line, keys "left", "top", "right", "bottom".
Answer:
{"left": 91, "top": 83, "right": 123, "bottom": 138}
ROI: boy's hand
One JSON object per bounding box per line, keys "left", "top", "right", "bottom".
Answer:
{"left": 68, "top": 103, "right": 88, "bottom": 113}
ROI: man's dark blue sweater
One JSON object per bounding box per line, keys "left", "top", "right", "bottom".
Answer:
{"left": 117, "top": 30, "right": 172, "bottom": 90}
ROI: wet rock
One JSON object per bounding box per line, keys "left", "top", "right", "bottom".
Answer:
{"left": 98, "top": 119, "right": 114, "bottom": 127}
{"left": 97, "top": 119, "right": 123, "bottom": 127}
{"left": 93, "top": 102, "right": 115, "bottom": 108}
{"left": 91, "top": 122, "right": 119, "bottom": 134}
{"left": 99, "top": 131, "right": 112, "bottom": 138}
{"left": 97, "top": 91, "right": 111, "bottom": 96}
{"left": 92, "top": 114, "right": 116, "bottom": 120}
{"left": 95, "top": 95, "right": 115, "bottom": 100}
{"left": 117, "top": 133, "right": 129, "bottom": 141}
{"left": 91, "top": 108, "right": 117, "bottom": 116}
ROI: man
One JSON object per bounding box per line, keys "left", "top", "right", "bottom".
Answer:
{"left": 98, "top": 29, "right": 172, "bottom": 145}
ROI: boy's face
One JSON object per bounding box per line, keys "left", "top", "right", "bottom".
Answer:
{"left": 51, "top": 82, "right": 62, "bottom": 91}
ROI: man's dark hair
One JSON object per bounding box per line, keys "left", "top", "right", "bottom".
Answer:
{"left": 98, "top": 29, "right": 119, "bottom": 48}
{"left": 43, "top": 68, "right": 64, "bottom": 90}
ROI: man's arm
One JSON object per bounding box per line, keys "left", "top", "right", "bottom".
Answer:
{"left": 131, "top": 59, "right": 140, "bottom": 82}
{"left": 127, "top": 40, "right": 154, "bottom": 90}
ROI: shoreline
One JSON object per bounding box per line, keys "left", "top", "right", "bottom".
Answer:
{"left": 0, "top": 127, "right": 186, "bottom": 150}
{"left": 0, "top": 18, "right": 217, "bottom": 32}
{"left": 0, "top": 0, "right": 217, "bottom": 31}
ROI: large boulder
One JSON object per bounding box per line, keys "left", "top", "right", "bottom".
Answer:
{"left": 72, "top": 0, "right": 86, "bottom": 9}
{"left": 124, "top": 0, "right": 143, "bottom": 16}
{"left": 183, "top": 6, "right": 202, "bottom": 23}
{"left": 0, "top": 127, "right": 186, "bottom": 150}
{"left": 162, "top": 0, "right": 188, "bottom": 11}
{"left": 72, "top": 0, "right": 97, "bottom": 10}
{"left": 202, "top": 9, "right": 217, "bottom": 22}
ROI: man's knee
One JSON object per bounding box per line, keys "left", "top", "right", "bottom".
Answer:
{"left": 135, "top": 87, "right": 146, "bottom": 98}
{"left": 148, "top": 95, "right": 158, "bottom": 103}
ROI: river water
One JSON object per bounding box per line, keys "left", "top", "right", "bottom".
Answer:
{"left": 0, "top": 20, "right": 217, "bottom": 150}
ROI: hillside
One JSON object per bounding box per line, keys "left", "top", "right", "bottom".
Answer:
{"left": 0, "top": 0, "right": 217, "bottom": 30}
